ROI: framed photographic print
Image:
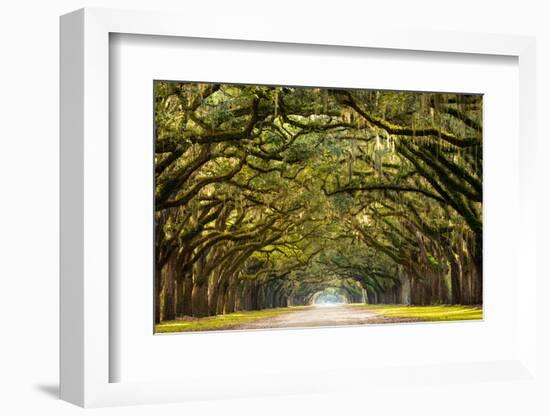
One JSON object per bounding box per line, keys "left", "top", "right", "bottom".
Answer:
{"left": 60, "top": 7, "right": 540, "bottom": 409}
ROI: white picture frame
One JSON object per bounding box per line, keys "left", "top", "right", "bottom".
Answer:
{"left": 60, "top": 7, "right": 539, "bottom": 408}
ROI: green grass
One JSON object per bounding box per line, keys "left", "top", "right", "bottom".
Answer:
{"left": 155, "top": 306, "right": 310, "bottom": 333}
{"left": 351, "top": 304, "right": 483, "bottom": 322}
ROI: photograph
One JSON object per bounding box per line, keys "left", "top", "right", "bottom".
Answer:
{"left": 154, "top": 81, "right": 483, "bottom": 333}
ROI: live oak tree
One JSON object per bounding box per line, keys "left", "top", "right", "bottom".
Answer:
{"left": 154, "top": 81, "right": 482, "bottom": 323}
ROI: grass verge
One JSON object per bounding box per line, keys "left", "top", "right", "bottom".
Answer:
{"left": 352, "top": 304, "right": 483, "bottom": 322}
{"left": 155, "top": 306, "right": 310, "bottom": 333}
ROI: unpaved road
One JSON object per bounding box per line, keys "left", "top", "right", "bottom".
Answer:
{"left": 233, "top": 304, "right": 417, "bottom": 330}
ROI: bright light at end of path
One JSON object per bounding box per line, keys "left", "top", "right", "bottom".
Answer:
{"left": 314, "top": 303, "right": 342, "bottom": 308}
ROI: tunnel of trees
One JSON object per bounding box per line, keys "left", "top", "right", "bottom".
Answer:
{"left": 154, "top": 81, "right": 482, "bottom": 324}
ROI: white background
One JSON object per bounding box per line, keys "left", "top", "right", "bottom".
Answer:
{"left": 1, "top": 1, "right": 549, "bottom": 415}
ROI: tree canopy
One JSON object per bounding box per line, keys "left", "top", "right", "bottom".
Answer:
{"left": 154, "top": 81, "right": 483, "bottom": 323}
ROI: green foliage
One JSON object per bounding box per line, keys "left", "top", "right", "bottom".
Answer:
{"left": 154, "top": 80, "right": 483, "bottom": 323}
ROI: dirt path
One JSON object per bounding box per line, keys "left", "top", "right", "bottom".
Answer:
{"left": 232, "top": 304, "right": 417, "bottom": 330}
